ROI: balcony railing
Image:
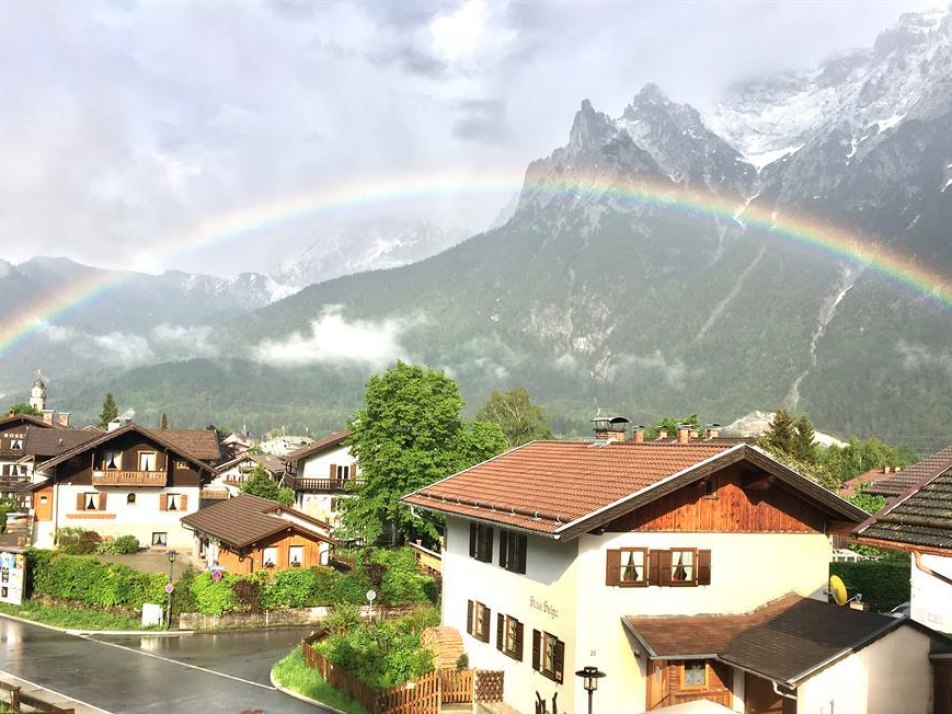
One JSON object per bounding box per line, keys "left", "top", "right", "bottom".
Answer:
{"left": 92, "top": 470, "right": 167, "bottom": 487}
{"left": 285, "top": 476, "right": 365, "bottom": 492}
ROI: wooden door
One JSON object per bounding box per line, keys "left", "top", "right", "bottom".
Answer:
{"left": 646, "top": 659, "right": 669, "bottom": 710}
{"left": 745, "top": 673, "right": 795, "bottom": 714}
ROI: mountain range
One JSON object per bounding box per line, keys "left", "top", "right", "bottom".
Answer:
{"left": 5, "top": 7, "right": 952, "bottom": 453}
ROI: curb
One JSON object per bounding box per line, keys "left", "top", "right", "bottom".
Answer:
{"left": 0, "top": 611, "right": 195, "bottom": 637}
{"left": 270, "top": 668, "right": 349, "bottom": 714}
{"left": 0, "top": 670, "right": 112, "bottom": 714}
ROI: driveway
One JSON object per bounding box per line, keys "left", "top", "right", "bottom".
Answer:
{"left": 0, "top": 618, "right": 330, "bottom": 713}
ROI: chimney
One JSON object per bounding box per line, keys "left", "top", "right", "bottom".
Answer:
{"left": 656, "top": 429, "right": 668, "bottom": 441}
{"left": 705, "top": 424, "right": 721, "bottom": 440}
{"left": 689, "top": 427, "right": 700, "bottom": 440}
{"left": 42, "top": 409, "right": 54, "bottom": 426}
{"left": 592, "top": 415, "right": 630, "bottom": 443}
{"left": 632, "top": 426, "right": 645, "bottom": 444}
{"left": 883, "top": 466, "right": 891, "bottom": 474}
{"left": 56, "top": 412, "right": 70, "bottom": 428}
{"left": 676, "top": 425, "right": 690, "bottom": 444}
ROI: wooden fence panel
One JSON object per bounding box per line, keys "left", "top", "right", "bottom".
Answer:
{"left": 474, "top": 670, "right": 505, "bottom": 703}
{"left": 378, "top": 671, "right": 439, "bottom": 714}
{"left": 439, "top": 668, "right": 473, "bottom": 704}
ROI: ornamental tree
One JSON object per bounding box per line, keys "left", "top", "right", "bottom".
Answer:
{"left": 341, "top": 361, "right": 506, "bottom": 545}
{"left": 476, "top": 387, "right": 553, "bottom": 447}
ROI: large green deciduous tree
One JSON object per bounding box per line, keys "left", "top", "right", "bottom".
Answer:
{"left": 341, "top": 361, "right": 507, "bottom": 545}
{"left": 476, "top": 387, "right": 553, "bottom": 447}
{"left": 99, "top": 393, "right": 119, "bottom": 428}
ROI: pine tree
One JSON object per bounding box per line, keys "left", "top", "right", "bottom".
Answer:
{"left": 762, "top": 409, "right": 796, "bottom": 455}
{"left": 792, "top": 415, "right": 817, "bottom": 462}
{"left": 160, "top": 413, "right": 169, "bottom": 430}
{"left": 99, "top": 393, "right": 119, "bottom": 428}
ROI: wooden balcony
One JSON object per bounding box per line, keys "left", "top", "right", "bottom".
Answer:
{"left": 0, "top": 475, "right": 31, "bottom": 488}
{"left": 285, "top": 476, "right": 365, "bottom": 493}
{"left": 92, "top": 470, "right": 167, "bottom": 487}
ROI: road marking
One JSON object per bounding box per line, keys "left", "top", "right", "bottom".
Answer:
{"left": 0, "top": 672, "right": 112, "bottom": 714}
{"left": 83, "top": 636, "right": 278, "bottom": 691}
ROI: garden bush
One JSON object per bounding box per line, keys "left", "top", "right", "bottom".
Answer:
{"left": 260, "top": 567, "right": 323, "bottom": 610}
{"left": 189, "top": 571, "right": 239, "bottom": 615}
{"left": 30, "top": 551, "right": 166, "bottom": 608}
{"left": 97, "top": 535, "right": 140, "bottom": 555}
{"left": 55, "top": 527, "right": 102, "bottom": 555}
{"left": 830, "top": 560, "right": 910, "bottom": 612}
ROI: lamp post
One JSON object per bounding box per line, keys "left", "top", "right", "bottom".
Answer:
{"left": 166, "top": 550, "right": 177, "bottom": 630}
{"left": 575, "top": 666, "right": 606, "bottom": 714}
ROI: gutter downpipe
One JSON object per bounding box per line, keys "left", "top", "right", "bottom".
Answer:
{"left": 772, "top": 681, "right": 798, "bottom": 701}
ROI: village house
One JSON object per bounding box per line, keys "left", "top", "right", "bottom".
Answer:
{"left": 285, "top": 430, "right": 361, "bottom": 526}
{"left": 180, "top": 493, "right": 334, "bottom": 572}
{"left": 859, "top": 446, "right": 952, "bottom": 500}
{"left": 404, "top": 419, "right": 934, "bottom": 714}
{"left": 29, "top": 422, "right": 219, "bottom": 550}
{"left": 209, "top": 451, "right": 287, "bottom": 495}
{"left": 854, "top": 447, "right": 952, "bottom": 714}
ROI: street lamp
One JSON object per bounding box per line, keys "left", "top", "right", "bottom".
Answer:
{"left": 575, "top": 666, "right": 606, "bottom": 714}
{"left": 166, "top": 550, "right": 177, "bottom": 630}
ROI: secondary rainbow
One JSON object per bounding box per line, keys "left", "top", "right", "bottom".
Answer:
{"left": 2, "top": 170, "right": 951, "bottom": 359}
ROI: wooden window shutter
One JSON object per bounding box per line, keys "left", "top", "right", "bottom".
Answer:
{"left": 516, "top": 534, "right": 527, "bottom": 574}
{"left": 159, "top": 494, "right": 168, "bottom": 511}
{"left": 657, "top": 550, "right": 673, "bottom": 586}
{"left": 98, "top": 492, "right": 107, "bottom": 511}
{"left": 76, "top": 492, "right": 84, "bottom": 510}
{"left": 469, "top": 523, "right": 477, "bottom": 558}
{"left": 484, "top": 527, "right": 494, "bottom": 562}
{"left": 532, "top": 629, "right": 541, "bottom": 671}
{"left": 351, "top": 463, "right": 357, "bottom": 479}
{"left": 698, "top": 549, "right": 712, "bottom": 586}
{"left": 499, "top": 530, "right": 509, "bottom": 568}
{"left": 329, "top": 463, "right": 337, "bottom": 478}
{"left": 648, "top": 549, "right": 660, "bottom": 585}
{"left": 606, "top": 549, "right": 621, "bottom": 586}
{"left": 496, "top": 613, "right": 504, "bottom": 651}
{"left": 466, "top": 600, "right": 474, "bottom": 635}
{"left": 515, "top": 621, "right": 524, "bottom": 661}
{"left": 480, "top": 604, "right": 490, "bottom": 643}
{"left": 554, "top": 639, "right": 565, "bottom": 682}
{"left": 180, "top": 494, "right": 189, "bottom": 512}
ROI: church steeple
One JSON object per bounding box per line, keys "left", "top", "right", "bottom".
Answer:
{"left": 29, "top": 370, "right": 47, "bottom": 412}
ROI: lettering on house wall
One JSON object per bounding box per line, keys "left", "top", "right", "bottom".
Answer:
{"left": 530, "top": 596, "right": 559, "bottom": 619}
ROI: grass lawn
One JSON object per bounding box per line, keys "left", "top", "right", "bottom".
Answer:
{"left": 0, "top": 600, "right": 151, "bottom": 631}
{"left": 272, "top": 648, "right": 371, "bottom": 714}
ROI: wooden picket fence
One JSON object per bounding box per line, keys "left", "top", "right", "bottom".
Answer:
{"left": 0, "top": 679, "right": 75, "bottom": 714}
{"left": 300, "top": 633, "right": 503, "bottom": 713}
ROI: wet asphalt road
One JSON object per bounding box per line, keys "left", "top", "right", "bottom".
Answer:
{"left": 0, "top": 618, "right": 330, "bottom": 713}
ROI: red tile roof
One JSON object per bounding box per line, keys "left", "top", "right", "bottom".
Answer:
{"left": 180, "top": 494, "right": 332, "bottom": 548}
{"left": 404, "top": 440, "right": 867, "bottom": 539}
{"left": 624, "top": 595, "right": 904, "bottom": 686}
{"left": 864, "top": 446, "right": 952, "bottom": 497}
{"left": 287, "top": 430, "right": 352, "bottom": 462}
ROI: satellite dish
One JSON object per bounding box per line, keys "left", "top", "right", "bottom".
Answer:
{"left": 829, "top": 575, "right": 848, "bottom": 606}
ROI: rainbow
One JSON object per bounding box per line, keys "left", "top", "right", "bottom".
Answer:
{"left": 2, "top": 170, "right": 951, "bottom": 359}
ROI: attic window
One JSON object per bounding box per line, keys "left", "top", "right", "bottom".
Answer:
{"left": 103, "top": 450, "right": 122, "bottom": 471}
{"left": 9, "top": 438, "right": 22, "bottom": 450}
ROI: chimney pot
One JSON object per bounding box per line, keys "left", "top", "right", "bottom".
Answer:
{"left": 656, "top": 429, "right": 668, "bottom": 441}
{"left": 883, "top": 466, "right": 891, "bottom": 474}
{"left": 632, "top": 427, "right": 645, "bottom": 444}
{"left": 705, "top": 424, "right": 721, "bottom": 440}
{"left": 42, "top": 409, "right": 54, "bottom": 425}
{"left": 676, "top": 425, "right": 690, "bottom": 444}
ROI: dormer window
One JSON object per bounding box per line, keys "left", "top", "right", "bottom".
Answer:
{"left": 138, "top": 451, "right": 157, "bottom": 472}
{"left": 10, "top": 438, "right": 23, "bottom": 451}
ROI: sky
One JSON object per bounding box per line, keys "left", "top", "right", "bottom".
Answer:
{"left": 0, "top": 0, "right": 946, "bottom": 277}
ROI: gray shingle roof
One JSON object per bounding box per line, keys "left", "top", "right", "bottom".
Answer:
{"left": 856, "top": 466, "right": 952, "bottom": 552}
{"left": 180, "top": 494, "right": 331, "bottom": 548}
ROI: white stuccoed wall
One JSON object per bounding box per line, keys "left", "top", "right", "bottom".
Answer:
{"left": 300, "top": 444, "right": 355, "bottom": 478}
{"left": 911, "top": 551, "right": 952, "bottom": 634}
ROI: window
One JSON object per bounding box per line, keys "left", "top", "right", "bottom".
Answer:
{"left": 127, "top": 493, "right": 136, "bottom": 505}
{"left": 263, "top": 546, "right": 278, "bottom": 567}
{"left": 682, "top": 661, "right": 707, "bottom": 688}
{"left": 102, "top": 450, "right": 122, "bottom": 470}
{"left": 83, "top": 492, "right": 100, "bottom": 511}
{"left": 606, "top": 548, "right": 648, "bottom": 587}
{"left": 466, "top": 600, "right": 490, "bottom": 643}
{"left": 289, "top": 546, "right": 304, "bottom": 567}
{"left": 161, "top": 493, "right": 184, "bottom": 512}
{"left": 336, "top": 465, "right": 350, "bottom": 481}
{"left": 468, "top": 523, "right": 493, "bottom": 563}
{"left": 152, "top": 532, "right": 167, "bottom": 547}
{"left": 138, "top": 451, "right": 157, "bottom": 471}
{"left": 670, "top": 549, "right": 695, "bottom": 584}
{"left": 532, "top": 630, "right": 565, "bottom": 683}
{"left": 9, "top": 438, "right": 22, "bottom": 451}
{"left": 496, "top": 614, "right": 524, "bottom": 661}
{"left": 499, "top": 530, "right": 527, "bottom": 574}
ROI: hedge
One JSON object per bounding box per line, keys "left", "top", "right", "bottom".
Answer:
{"left": 830, "top": 560, "right": 910, "bottom": 612}
{"left": 29, "top": 550, "right": 167, "bottom": 609}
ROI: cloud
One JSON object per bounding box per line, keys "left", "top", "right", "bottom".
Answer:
{"left": 150, "top": 324, "right": 219, "bottom": 358}
{"left": 452, "top": 99, "right": 508, "bottom": 143}
{"left": 86, "top": 332, "right": 155, "bottom": 368}
{"left": 253, "top": 306, "right": 413, "bottom": 367}
{"left": 896, "top": 340, "right": 952, "bottom": 378}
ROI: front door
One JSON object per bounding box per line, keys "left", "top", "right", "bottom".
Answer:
{"left": 646, "top": 659, "right": 669, "bottom": 710}
{"left": 745, "top": 673, "right": 795, "bottom": 714}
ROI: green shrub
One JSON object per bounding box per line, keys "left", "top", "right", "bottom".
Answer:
{"left": 0, "top": 496, "right": 16, "bottom": 533}
{"left": 56, "top": 528, "right": 102, "bottom": 555}
{"left": 325, "top": 602, "right": 362, "bottom": 635}
{"left": 31, "top": 552, "right": 165, "bottom": 608}
{"left": 233, "top": 577, "right": 262, "bottom": 612}
{"left": 830, "top": 560, "right": 910, "bottom": 612}
{"left": 97, "top": 535, "right": 140, "bottom": 555}
{"left": 172, "top": 566, "right": 199, "bottom": 615}
{"left": 190, "top": 571, "right": 239, "bottom": 615}
{"left": 261, "top": 567, "right": 319, "bottom": 610}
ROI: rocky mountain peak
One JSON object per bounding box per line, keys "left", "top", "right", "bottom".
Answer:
{"left": 567, "top": 99, "right": 617, "bottom": 156}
